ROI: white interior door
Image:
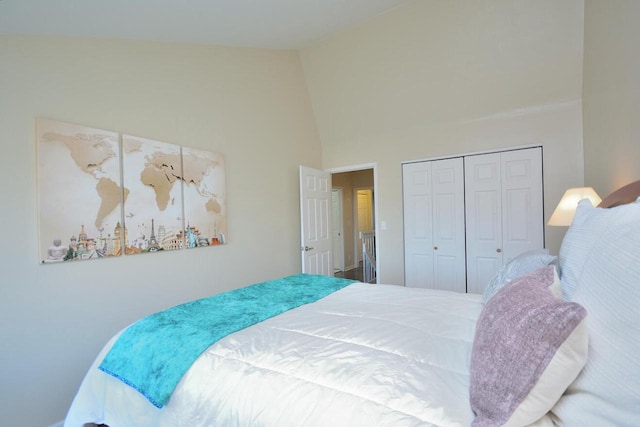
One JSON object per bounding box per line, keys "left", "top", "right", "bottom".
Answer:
{"left": 300, "top": 166, "right": 332, "bottom": 276}
{"left": 403, "top": 158, "right": 465, "bottom": 290}
{"left": 431, "top": 158, "right": 466, "bottom": 292}
{"left": 465, "top": 153, "right": 503, "bottom": 294}
{"left": 465, "top": 147, "right": 543, "bottom": 294}
{"left": 331, "top": 188, "right": 344, "bottom": 272}
{"left": 501, "top": 148, "right": 544, "bottom": 262}
{"left": 403, "top": 161, "right": 435, "bottom": 288}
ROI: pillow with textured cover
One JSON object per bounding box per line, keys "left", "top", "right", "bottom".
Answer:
{"left": 558, "top": 198, "right": 640, "bottom": 300}
{"left": 483, "top": 249, "right": 557, "bottom": 303}
{"left": 470, "top": 266, "right": 588, "bottom": 427}
{"left": 551, "top": 201, "right": 640, "bottom": 426}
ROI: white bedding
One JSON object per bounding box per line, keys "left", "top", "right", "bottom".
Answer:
{"left": 64, "top": 183, "right": 640, "bottom": 427}
{"left": 65, "top": 283, "right": 487, "bottom": 427}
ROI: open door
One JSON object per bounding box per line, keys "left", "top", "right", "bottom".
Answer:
{"left": 300, "top": 166, "right": 333, "bottom": 275}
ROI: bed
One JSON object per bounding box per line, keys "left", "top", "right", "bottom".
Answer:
{"left": 64, "top": 181, "right": 640, "bottom": 427}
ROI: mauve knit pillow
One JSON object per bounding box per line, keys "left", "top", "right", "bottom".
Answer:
{"left": 470, "top": 266, "right": 588, "bottom": 427}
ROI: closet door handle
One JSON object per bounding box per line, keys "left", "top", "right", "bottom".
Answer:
{"left": 496, "top": 248, "right": 502, "bottom": 253}
{"left": 434, "top": 246, "right": 438, "bottom": 250}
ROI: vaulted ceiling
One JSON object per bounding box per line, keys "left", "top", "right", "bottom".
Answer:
{"left": 0, "top": 0, "right": 413, "bottom": 49}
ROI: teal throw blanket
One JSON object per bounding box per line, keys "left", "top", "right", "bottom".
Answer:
{"left": 98, "top": 274, "right": 356, "bottom": 408}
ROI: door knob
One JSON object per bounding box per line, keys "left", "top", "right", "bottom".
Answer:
{"left": 434, "top": 246, "right": 438, "bottom": 250}
{"left": 496, "top": 248, "right": 502, "bottom": 253}
{"left": 302, "top": 246, "right": 314, "bottom": 252}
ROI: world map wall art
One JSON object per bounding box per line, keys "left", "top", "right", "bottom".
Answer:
{"left": 37, "top": 118, "right": 227, "bottom": 264}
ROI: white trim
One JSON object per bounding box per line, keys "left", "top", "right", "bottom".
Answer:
{"left": 331, "top": 187, "right": 345, "bottom": 272}
{"left": 465, "top": 99, "right": 580, "bottom": 122}
{"left": 46, "top": 421, "right": 64, "bottom": 427}
{"left": 401, "top": 144, "right": 543, "bottom": 166}
{"left": 328, "top": 162, "right": 377, "bottom": 174}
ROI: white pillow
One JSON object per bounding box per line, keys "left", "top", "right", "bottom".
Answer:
{"left": 483, "top": 249, "right": 557, "bottom": 302}
{"left": 558, "top": 198, "right": 640, "bottom": 299}
{"left": 551, "top": 202, "right": 640, "bottom": 426}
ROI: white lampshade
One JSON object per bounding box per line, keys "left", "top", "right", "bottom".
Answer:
{"left": 547, "top": 187, "right": 602, "bottom": 226}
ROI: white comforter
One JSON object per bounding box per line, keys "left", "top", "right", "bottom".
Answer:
{"left": 65, "top": 283, "right": 487, "bottom": 427}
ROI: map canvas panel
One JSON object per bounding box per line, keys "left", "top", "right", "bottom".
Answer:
{"left": 182, "top": 146, "right": 227, "bottom": 248}
{"left": 122, "top": 135, "right": 185, "bottom": 254}
{"left": 37, "top": 118, "right": 124, "bottom": 263}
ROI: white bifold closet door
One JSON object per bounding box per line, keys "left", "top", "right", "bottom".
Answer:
{"left": 402, "top": 157, "right": 466, "bottom": 292}
{"left": 403, "top": 147, "right": 543, "bottom": 294}
{"left": 464, "top": 148, "right": 543, "bottom": 294}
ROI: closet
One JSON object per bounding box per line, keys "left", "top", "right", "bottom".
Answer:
{"left": 403, "top": 157, "right": 466, "bottom": 293}
{"left": 402, "top": 147, "right": 543, "bottom": 294}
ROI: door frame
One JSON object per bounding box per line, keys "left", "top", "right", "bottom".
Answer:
{"left": 331, "top": 187, "right": 345, "bottom": 272}
{"left": 329, "top": 163, "right": 379, "bottom": 283}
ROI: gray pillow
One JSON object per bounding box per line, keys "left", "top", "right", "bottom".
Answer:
{"left": 482, "top": 249, "right": 557, "bottom": 302}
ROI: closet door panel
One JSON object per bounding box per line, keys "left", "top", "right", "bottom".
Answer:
{"left": 403, "top": 162, "right": 434, "bottom": 288}
{"left": 435, "top": 254, "right": 462, "bottom": 291}
{"left": 501, "top": 148, "right": 544, "bottom": 262}
{"left": 465, "top": 154, "right": 503, "bottom": 294}
{"left": 470, "top": 256, "right": 502, "bottom": 295}
{"left": 432, "top": 158, "right": 465, "bottom": 292}
{"left": 403, "top": 158, "right": 464, "bottom": 290}
{"left": 407, "top": 253, "right": 434, "bottom": 289}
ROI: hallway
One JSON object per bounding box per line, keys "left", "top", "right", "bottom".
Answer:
{"left": 334, "top": 263, "right": 363, "bottom": 282}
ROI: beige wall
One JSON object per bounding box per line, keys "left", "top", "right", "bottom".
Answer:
{"left": 583, "top": 0, "right": 640, "bottom": 195}
{"left": 301, "top": 0, "right": 585, "bottom": 285}
{"left": 8, "top": 0, "right": 637, "bottom": 424}
{"left": 0, "top": 36, "right": 321, "bottom": 426}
